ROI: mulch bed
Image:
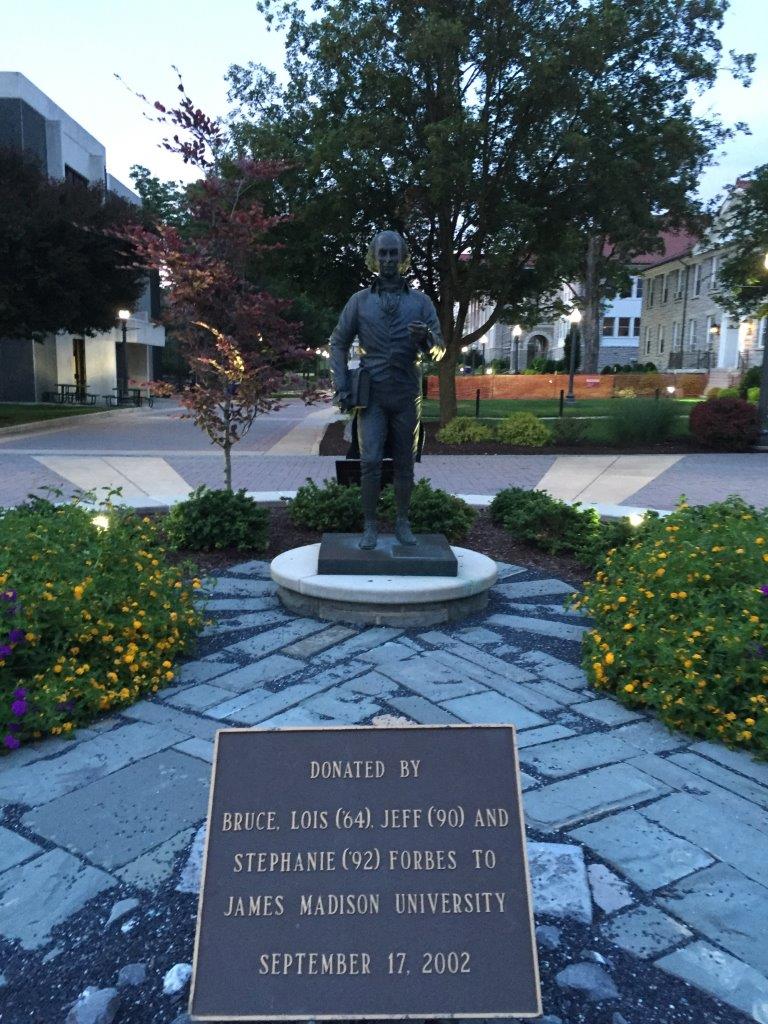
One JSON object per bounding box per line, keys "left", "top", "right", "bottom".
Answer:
{"left": 319, "top": 418, "right": 704, "bottom": 456}
{"left": 161, "top": 502, "right": 588, "bottom": 588}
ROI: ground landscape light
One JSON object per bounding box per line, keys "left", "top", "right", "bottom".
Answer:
{"left": 666, "top": 385, "right": 676, "bottom": 394}
{"left": 118, "top": 309, "right": 131, "bottom": 321}
{"left": 628, "top": 512, "right": 645, "bottom": 527}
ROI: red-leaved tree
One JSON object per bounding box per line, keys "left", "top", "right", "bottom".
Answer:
{"left": 118, "top": 78, "right": 308, "bottom": 489}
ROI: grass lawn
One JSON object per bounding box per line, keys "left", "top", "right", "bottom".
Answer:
{"left": 0, "top": 403, "right": 104, "bottom": 428}
{"left": 421, "top": 396, "right": 700, "bottom": 420}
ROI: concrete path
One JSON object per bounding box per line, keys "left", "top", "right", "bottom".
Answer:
{"left": 0, "top": 401, "right": 766, "bottom": 510}
{"left": 1, "top": 562, "right": 766, "bottom": 1022}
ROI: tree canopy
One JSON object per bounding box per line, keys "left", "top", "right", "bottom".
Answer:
{"left": 225, "top": 0, "right": 750, "bottom": 415}
{"left": 716, "top": 164, "right": 768, "bottom": 319}
{"left": 0, "top": 149, "right": 145, "bottom": 340}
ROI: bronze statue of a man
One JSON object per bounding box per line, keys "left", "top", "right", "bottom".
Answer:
{"left": 330, "top": 230, "right": 445, "bottom": 550}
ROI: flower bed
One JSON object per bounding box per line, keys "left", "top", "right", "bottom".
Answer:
{"left": 0, "top": 494, "right": 202, "bottom": 750}
{"left": 573, "top": 496, "right": 768, "bottom": 755}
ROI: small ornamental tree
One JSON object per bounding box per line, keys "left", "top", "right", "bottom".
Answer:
{"left": 117, "top": 79, "right": 307, "bottom": 489}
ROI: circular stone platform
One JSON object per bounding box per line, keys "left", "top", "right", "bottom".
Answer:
{"left": 270, "top": 544, "right": 498, "bottom": 627}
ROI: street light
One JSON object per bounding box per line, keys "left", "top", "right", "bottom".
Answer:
{"left": 116, "top": 309, "right": 130, "bottom": 394}
{"left": 511, "top": 324, "right": 522, "bottom": 375}
{"left": 565, "top": 308, "right": 581, "bottom": 404}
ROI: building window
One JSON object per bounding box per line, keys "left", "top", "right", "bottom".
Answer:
{"left": 633, "top": 318, "right": 640, "bottom": 337}
{"left": 602, "top": 317, "right": 615, "bottom": 337}
{"left": 674, "top": 268, "right": 684, "bottom": 299}
{"left": 645, "top": 327, "right": 651, "bottom": 354}
{"left": 647, "top": 278, "right": 655, "bottom": 308}
{"left": 617, "top": 317, "right": 631, "bottom": 337}
{"left": 672, "top": 321, "right": 679, "bottom": 349}
{"left": 693, "top": 263, "right": 702, "bottom": 297}
{"left": 688, "top": 319, "right": 697, "bottom": 349}
{"left": 658, "top": 325, "right": 665, "bottom": 354}
{"left": 710, "top": 255, "right": 719, "bottom": 289}
{"left": 662, "top": 275, "right": 670, "bottom": 303}
{"left": 64, "top": 164, "right": 89, "bottom": 188}
{"left": 619, "top": 280, "right": 633, "bottom": 299}
{"left": 634, "top": 277, "right": 643, "bottom": 299}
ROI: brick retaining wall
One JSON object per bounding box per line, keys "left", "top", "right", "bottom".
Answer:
{"left": 426, "top": 372, "right": 708, "bottom": 401}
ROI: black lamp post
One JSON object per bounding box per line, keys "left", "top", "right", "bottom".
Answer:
{"left": 117, "top": 308, "right": 130, "bottom": 394}
{"left": 511, "top": 324, "right": 522, "bottom": 374}
{"left": 565, "top": 307, "right": 581, "bottom": 404}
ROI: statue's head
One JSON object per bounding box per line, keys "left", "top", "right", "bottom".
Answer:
{"left": 365, "top": 229, "right": 411, "bottom": 278}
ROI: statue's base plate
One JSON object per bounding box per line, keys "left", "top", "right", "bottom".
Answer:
{"left": 318, "top": 533, "right": 458, "bottom": 577}
{"left": 270, "top": 544, "right": 497, "bottom": 627}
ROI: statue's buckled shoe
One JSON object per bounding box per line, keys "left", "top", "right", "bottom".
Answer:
{"left": 359, "top": 522, "right": 378, "bottom": 550}
{"left": 394, "top": 517, "right": 417, "bottom": 546}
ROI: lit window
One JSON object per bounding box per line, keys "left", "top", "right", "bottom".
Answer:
{"left": 618, "top": 317, "right": 631, "bottom": 337}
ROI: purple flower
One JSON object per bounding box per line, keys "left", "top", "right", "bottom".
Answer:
{"left": 12, "top": 688, "right": 26, "bottom": 699}
{"left": 0, "top": 590, "right": 17, "bottom": 602}
{"left": 7, "top": 721, "right": 20, "bottom": 731}
{"left": 11, "top": 699, "right": 27, "bottom": 717}
{"left": 760, "top": 585, "right": 768, "bottom": 597}
{"left": 3, "top": 735, "right": 20, "bottom": 750}
{"left": 0, "top": 645, "right": 11, "bottom": 659}
{"left": 7, "top": 629, "right": 25, "bottom": 644}
{"left": 57, "top": 699, "right": 74, "bottom": 712}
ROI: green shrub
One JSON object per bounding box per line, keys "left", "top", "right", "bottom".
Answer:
{"left": 289, "top": 478, "right": 475, "bottom": 541}
{"left": 606, "top": 399, "right": 678, "bottom": 446}
{"left": 615, "top": 387, "right": 637, "bottom": 398}
{"left": 436, "top": 417, "right": 494, "bottom": 443}
{"left": 496, "top": 412, "right": 553, "bottom": 446}
{"left": 379, "top": 479, "right": 475, "bottom": 541}
{"left": 740, "top": 366, "right": 762, "bottom": 396}
{"left": 164, "top": 487, "right": 268, "bottom": 552}
{"left": 0, "top": 493, "right": 202, "bottom": 749}
{"left": 717, "top": 386, "right": 740, "bottom": 399}
{"left": 747, "top": 387, "right": 760, "bottom": 403}
{"left": 551, "top": 416, "right": 590, "bottom": 446}
{"left": 706, "top": 387, "right": 721, "bottom": 399}
{"left": 489, "top": 487, "right": 623, "bottom": 563}
{"left": 573, "top": 496, "right": 768, "bottom": 755}
{"left": 288, "top": 479, "right": 363, "bottom": 532}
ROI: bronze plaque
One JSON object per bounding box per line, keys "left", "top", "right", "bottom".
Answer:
{"left": 189, "top": 725, "right": 541, "bottom": 1020}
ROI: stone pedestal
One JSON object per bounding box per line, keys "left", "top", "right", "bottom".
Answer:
{"left": 318, "top": 532, "right": 458, "bottom": 576}
{"left": 271, "top": 544, "right": 497, "bottom": 627}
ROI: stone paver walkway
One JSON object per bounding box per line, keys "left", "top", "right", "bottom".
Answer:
{"left": 1, "top": 401, "right": 767, "bottom": 510}
{"left": 1, "top": 561, "right": 767, "bottom": 1022}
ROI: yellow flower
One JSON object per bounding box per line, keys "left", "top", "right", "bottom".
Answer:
{"left": 622, "top": 623, "right": 634, "bottom": 631}
{"left": 756, "top": 537, "right": 765, "bottom": 545}
{"left": 119, "top": 687, "right": 131, "bottom": 699}
{"left": 133, "top": 620, "right": 142, "bottom": 630}
{"left": 192, "top": 578, "right": 202, "bottom": 589}
{"left": 604, "top": 652, "right": 615, "bottom": 665}
{"left": 623, "top": 683, "right": 635, "bottom": 693}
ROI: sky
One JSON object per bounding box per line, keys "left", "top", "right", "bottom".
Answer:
{"left": 2, "top": 0, "right": 766, "bottom": 204}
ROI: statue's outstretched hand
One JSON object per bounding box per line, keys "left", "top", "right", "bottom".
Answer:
{"left": 409, "top": 321, "right": 446, "bottom": 362}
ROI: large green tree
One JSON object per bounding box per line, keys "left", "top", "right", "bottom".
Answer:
{"left": 0, "top": 149, "right": 145, "bottom": 340}
{"left": 227, "top": 0, "right": 749, "bottom": 417}
{"left": 716, "top": 164, "right": 768, "bottom": 318}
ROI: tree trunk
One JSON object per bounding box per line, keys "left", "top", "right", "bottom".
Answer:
{"left": 582, "top": 234, "right": 603, "bottom": 373}
{"left": 437, "top": 348, "right": 458, "bottom": 425}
